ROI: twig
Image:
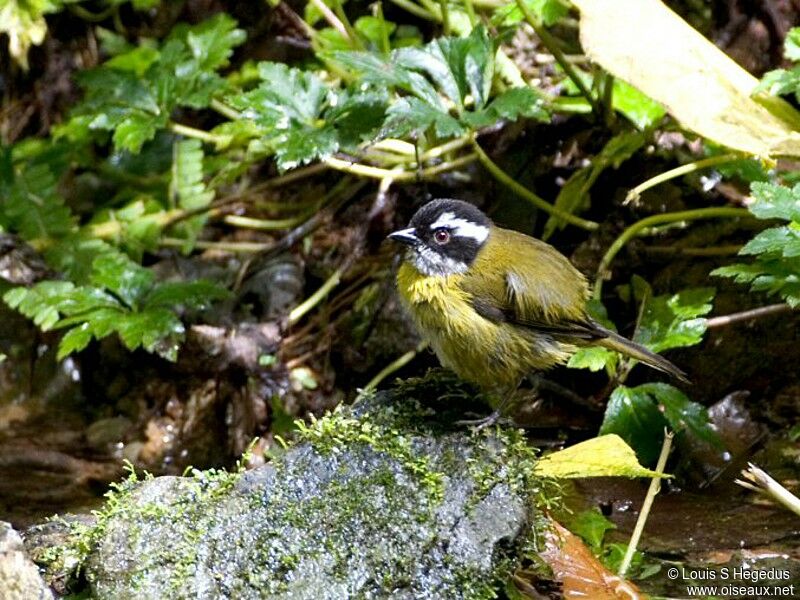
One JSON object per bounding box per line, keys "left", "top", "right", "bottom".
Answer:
{"left": 626, "top": 153, "right": 743, "bottom": 204}
{"left": 736, "top": 463, "right": 800, "bottom": 518}
{"left": 593, "top": 207, "right": 750, "bottom": 298}
{"left": 471, "top": 135, "right": 600, "bottom": 231}
{"left": 706, "top": 303, "right": 792, "bottom": 329}
{"left": 288, "top": 266, "right": 346, "bottom": 325}
{"left": 618, "top": 430, "right": 673, "bottom": 579}
{"left": 362, "top": 341, "right": 429, "bottom": 392}
{"left": 168, "top": 122, "right": 228, "bottom": 146}
{"left": 308, "top": 0, "right": 351, "bottom": 41}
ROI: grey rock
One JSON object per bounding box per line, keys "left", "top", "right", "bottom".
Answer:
{"left": 73, "top": 383, "right": 542, "bottom": 599}
{"left": 0, "top": 521, "right": 54, "bottom": 600}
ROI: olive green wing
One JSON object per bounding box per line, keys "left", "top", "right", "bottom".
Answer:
{"left": 461, "top": 229, "right": 605, "bottom": 340}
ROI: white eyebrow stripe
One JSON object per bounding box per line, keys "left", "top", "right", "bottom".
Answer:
{"left": 430, "top": 212, "right": 489, "bottom": 243}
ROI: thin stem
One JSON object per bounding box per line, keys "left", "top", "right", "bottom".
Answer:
{"left": 331, "top": 0, "right": 365, "bottom": 49}
{"left": 388, "top": 0, "right": 438, "bottom": 20}
{"left": 462, "top": 0, "right": 477, "bottom": 25}
{"left": 706, "top": 303, "right": 792, "bottom": 329}
{"left": 643, "top": 244, "right": 742, "bottom": 257}
{"left": 471, "top": 136, "right": 599, "bottom": 231}
{"left": 516, "top": 0, "right": 601, "bottom": 115}
{"left": 223, "top": 214, "right": 311, "bottom": 231}
{"left": 439, "top": 0, "right": 451, "bottom": 35}
{"left": 736, "top": 463, "right": 800, "bottom": 518}
{"left": 420, "top": 135, "right": 471, "bottom": 160}
{"left": 160, "top": 238, "right": 271, "bottom": 252}
{"left": 618, "top": 430, "right": 673, "bottom": 579}
{"left": 375, "top": 2, "right": 391, "bottom": 55}
{"left": 288, "top": 267, "right": 345, "bottom": 325}
{"left": 308, "top": 0, "right": 350, "bottom": 40}
{"left": 626, "top": 153, "right": 743, "bottom": 204}
{"left": 168, "top": 122, "right": 228, "bottom": 146}
{"left": 601, "top": 73, "right": 615, "bottom": 125}
{"left": 323, "top": 153, "right": 476, "bottom": 181}
{"left": 210, "top": 98, "right": 242, "bottom": 121}
{"left": 362, "top": 341, "right": 428, "bottom": 392}
{"left": 594, "top": 207, "right": 750, "bottom": 298}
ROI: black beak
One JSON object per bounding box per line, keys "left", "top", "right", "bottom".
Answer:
{"left": 387, "top": 227, "right": 419, "bottom": 246}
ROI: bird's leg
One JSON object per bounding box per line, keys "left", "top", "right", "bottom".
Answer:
{"left": 455, "top": 386, "right": 518, "bottom": 431}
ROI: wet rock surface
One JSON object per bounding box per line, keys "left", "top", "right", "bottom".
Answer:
{"left": 0, "top": 521, "right": 54, "bottom": 600}
{"left": 36, "top": 382, "right": 544, "bottom": 600}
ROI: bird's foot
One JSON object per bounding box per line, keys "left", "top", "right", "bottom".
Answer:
{"left": 454, "top": 410, "right": 512, "bottom": 432}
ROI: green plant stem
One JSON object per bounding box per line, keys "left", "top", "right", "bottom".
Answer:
{"left": 461, "top": 0, "right": 476, "bottom": 25}
{"left": 439, "top": 0, "right": 451, "bottom": 35}
{"left": 363, "top": 341, "right": 428, "bottom": 392}
{"left": 388, "top": 0, "right": 438, "bottom": 20}
{"left": 331, "top": 0, "right": 366, "bottom": 49}
{"left": 308, "top": 0, "right": 350, "bottom": 40}
{"left": 618, "top": 430, "right": 673, "bottom": 579}
{"left": 593, "top": 207, "right": 750, "bottom": 298}
{"left": 420, "top": 136, "right": 471, "bottom": 160}
{"left": 223, "top": 214, "right": 311, "bottom": 230}
{"left": 67, "top": 3, "right": 117, "bottom": 21}
{"left": 471, "top": 136, "right": 600, "bottom": 231}
{"left": 288, "top": 267, "right": 345, "bottom": 325}
{"left": 324, "top": 154, "right": 476, "bottom": 181}
{"left": 626, "top": 153, "right": 743, "bottom": 203}
{"left": 210, "top": 98, "right": 242, "bottom": 121}
{"left": 516, "top": 0, "right": 601, "bottom": 116}
{"left": 160, "top": 238, "right": 271, "bottom": 252}
{"left": 168, "top": 122, "right": 228, "bottom": 146}
{"left": 375, "top": 2, "right": 391, "bottom": 55}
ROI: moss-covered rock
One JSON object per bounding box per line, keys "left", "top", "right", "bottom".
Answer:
{"left": 36, "top": 377, "right": 549, "bottom": 599}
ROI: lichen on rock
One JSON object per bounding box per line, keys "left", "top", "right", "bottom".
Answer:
{"left": 34, "top": 375, "right": 552, "bottom": 599}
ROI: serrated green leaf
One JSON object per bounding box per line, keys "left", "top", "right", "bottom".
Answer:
{"left": 144, "top": 280, "right": 230, "bottom": 310}
{"left": 463, "top": 86, "right": 549, "bottom": 128}
{"left": 3, "top": 162, "right": 75, "bottom": 241}
{"left": 567, "top": 346, "right": 618, "bottom": 372}
{"left": 534, "top": 434, "right": 665, "bottom": 478}
{"left": 354, "top": 16, "right": 396, "bottom": 50}
{"left": 58, "top": 324, "right": 94, "bottom": 360}
{"left": 741, "top": 226, "right": 800, "bottom": 257}
{"left": 599, "top": 386, "right": 668, "bottom": 465}
{"left": 636, "top": 383, "right": 722, "bottom": 448}
{"left": 383, "top": 97, "right": 466, "bottom": 138}
{"left": 3, "top": 281, "right": 76, "bottom": 331}
{"left": 180, "top": 13, "right": 245, "bottom": 72}
{"left": 749, "top": 181, "right": 800, "bottom": 222}
{"left": 90, "top": 253, "right": 154, "bottom": 308}
{"left": 632, "top": 277, "right": 715, "bottom": 353}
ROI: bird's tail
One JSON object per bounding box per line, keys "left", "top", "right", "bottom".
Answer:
{"left": 596, "top": 329, "right": 689, "bottom": 383}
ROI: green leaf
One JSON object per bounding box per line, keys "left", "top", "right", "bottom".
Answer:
{"left": 4, "top": 281, "right": 76, "bottom": 331}
{"left": 3, "top": 162, "right": 75, "bottom": 241}
{"left": 90, "top": 253, "right": 154, "bottom": 308}
{"left": 741, "top": 226, "right": 800, "bottom": 257}
{"left": 144, "top": 280, "right": 230, "bottom": 310}
{"left": 567, "top": 346, "right": 618, "bottom": 372}
{"left": 566, "top": 508, "right": 616, "bottom": 552}
{"left": 0, "top": 0, "right": 51, "bottom": 70}
{"left": 611, "top": 79, "right": 667, "bottom": 129}
{"left": 534, "top": 434, "right": 665, "bottom": 478}
{"left": 632, "top": 277, "right": 715, "bottom": 353}
{"left": 636, "top": 383, "right": 722, "bottom": 448}
{"left": 354, "top": 16, "right": 396, "bottom": 50}
{"left": 748, "top": 181, "right": 800, "bottom": 222}
{"left": 785, "top": 28, "right": 800, "bottom": 62}
{"left": 493, "top": 0, "right": 569, "bottom": 27}
{"left": 463, "top": 87, "right": 549, "bottom": 128}
{"left": 383, "top": 97, "right": 466, "bottom": 138}
{"left": 170, "top": 139, "right": 214, "bottom": 250}
{"left": 599, "top": 386, "right": 668, "bottom": 465}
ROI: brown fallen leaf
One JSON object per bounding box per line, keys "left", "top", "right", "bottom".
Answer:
{"left": 539, "top": 520, "right": 643, "bottom": 600}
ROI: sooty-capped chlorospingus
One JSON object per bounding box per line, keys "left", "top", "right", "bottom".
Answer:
{"left": 388, "top": 199, "right": 686, "bottom": 425}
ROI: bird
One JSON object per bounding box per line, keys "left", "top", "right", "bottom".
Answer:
{"left": 388, "top": 198, "right": 687, "bottom": 426}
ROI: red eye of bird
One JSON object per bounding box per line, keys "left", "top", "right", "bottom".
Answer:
{"left": 433, "top": 228, "right": 450, "bottom": 244}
